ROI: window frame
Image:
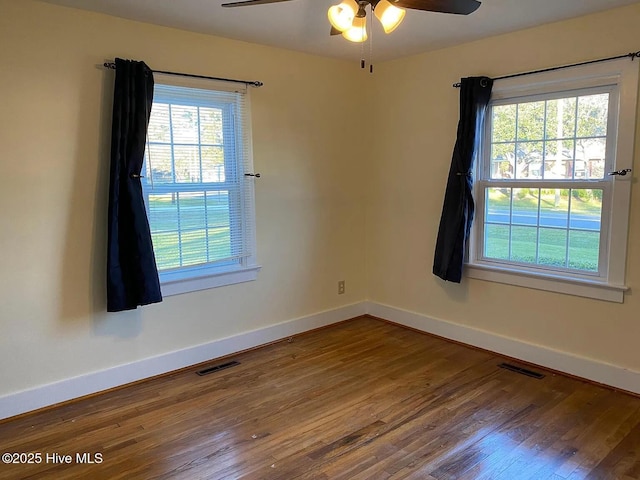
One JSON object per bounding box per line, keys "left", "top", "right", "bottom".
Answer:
{"left": 466, "top": 59, "right": 638, "bottom": 303}
{"left": 143, "top": 74, "right": 260, "bottom": 297}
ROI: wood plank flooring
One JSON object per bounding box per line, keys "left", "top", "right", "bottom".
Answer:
{"left": 1, "top": 316, "right": 639, "bottom": 479}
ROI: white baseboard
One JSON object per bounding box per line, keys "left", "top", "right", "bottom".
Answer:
{"left": 4, "top": 300, "right": 636, "bottom": 421}
{"left": 0, "top": 302, "right": 367, "bottom": 421}
{"left": 366, "top": 301, "right": 640, "bottom": 395}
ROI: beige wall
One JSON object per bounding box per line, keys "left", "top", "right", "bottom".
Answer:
{"left": 0, "top": 0, "right": 367, "bottom": 396}
{"left": 1, "top": 0, "right": 639, "bottom": 401}
{"left": 366, "top": 4, "right": 640, "bottom": 372}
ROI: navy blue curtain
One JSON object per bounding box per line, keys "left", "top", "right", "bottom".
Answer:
{"left": 433, "top": 77, "right": 493, "bottom": 283}
{"left": 107, "top": 58, "right": 162, "bottom": 312}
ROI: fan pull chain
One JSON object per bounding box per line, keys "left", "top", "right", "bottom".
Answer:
{"left": 369, "top": 9, "right": 374, "bottom": 73}
{"left": 360, "top": 24, "right": 365, "bottom": 69}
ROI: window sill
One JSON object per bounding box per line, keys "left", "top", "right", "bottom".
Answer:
{"left": 160, "top": 265, "right": 261, "bottom": 297}
{"left": 465, "top": 263, "right": 627, "bottom": 303}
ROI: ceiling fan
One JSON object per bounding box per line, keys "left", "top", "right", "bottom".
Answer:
{"left": 221, "top": 0, "right": 482, "bottom": 43}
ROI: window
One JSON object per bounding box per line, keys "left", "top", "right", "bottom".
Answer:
{"left": 467, "top": 59, "right": 638, "bottom": 302}
{"left": 142, "top": 75, "right": 259, "bottom": 296}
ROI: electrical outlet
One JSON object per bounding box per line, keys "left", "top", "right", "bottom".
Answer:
{"left": 338, "top": 280, "right": 345, "bottom": 295}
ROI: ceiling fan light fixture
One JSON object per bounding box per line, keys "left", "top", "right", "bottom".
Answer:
{"left": 327, "top": 0, "right": 358, "bottom": 32}
{"left": 341, "top": 15, "right": 367, "bottom": 42}
{"left": 374, "top": 0, "right": 406, "bottom": 34}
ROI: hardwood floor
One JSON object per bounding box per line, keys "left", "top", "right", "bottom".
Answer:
{"left": 1, "top": 316, "right": 639, "bottom": 479}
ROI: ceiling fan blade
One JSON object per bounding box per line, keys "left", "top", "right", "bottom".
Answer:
{"left": 222, "top": 0, "right": 293, "bottom": 7}
{"left": 390, "top": 0, "right": 481, "bottom": 15}
{"left": 330, "top": 26, "right": 342, "bottom": 36}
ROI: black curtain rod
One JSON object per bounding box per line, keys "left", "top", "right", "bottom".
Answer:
{"left": 452, "top": 51, "right": 640, "bottom": 88}
{"left": 103, "top": 62, "right": 264, "bottom": 88}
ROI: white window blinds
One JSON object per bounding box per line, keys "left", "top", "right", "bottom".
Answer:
{"left": 142, "top": 78, "right": 257, "bottom": 287}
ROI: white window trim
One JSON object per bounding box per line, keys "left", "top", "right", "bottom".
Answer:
{"left": 147, "top": 73, "right": 260, "bottom": 297}
{"left": 161, "top": 265, "right": 262, "bottom": 297}
{"left": 466, "top": 58, "right": 638, "bottom": 303}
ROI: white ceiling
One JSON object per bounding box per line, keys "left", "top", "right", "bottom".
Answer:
{"left": 39, "top": 0, "right": 640, "bottom": 62}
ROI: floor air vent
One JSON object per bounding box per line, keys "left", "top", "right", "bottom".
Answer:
{"left": 498, "top": 363, "right": 545, "bottom": 379}
{"left": 197, "top": 360, "right": 240, "bottom": 376}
